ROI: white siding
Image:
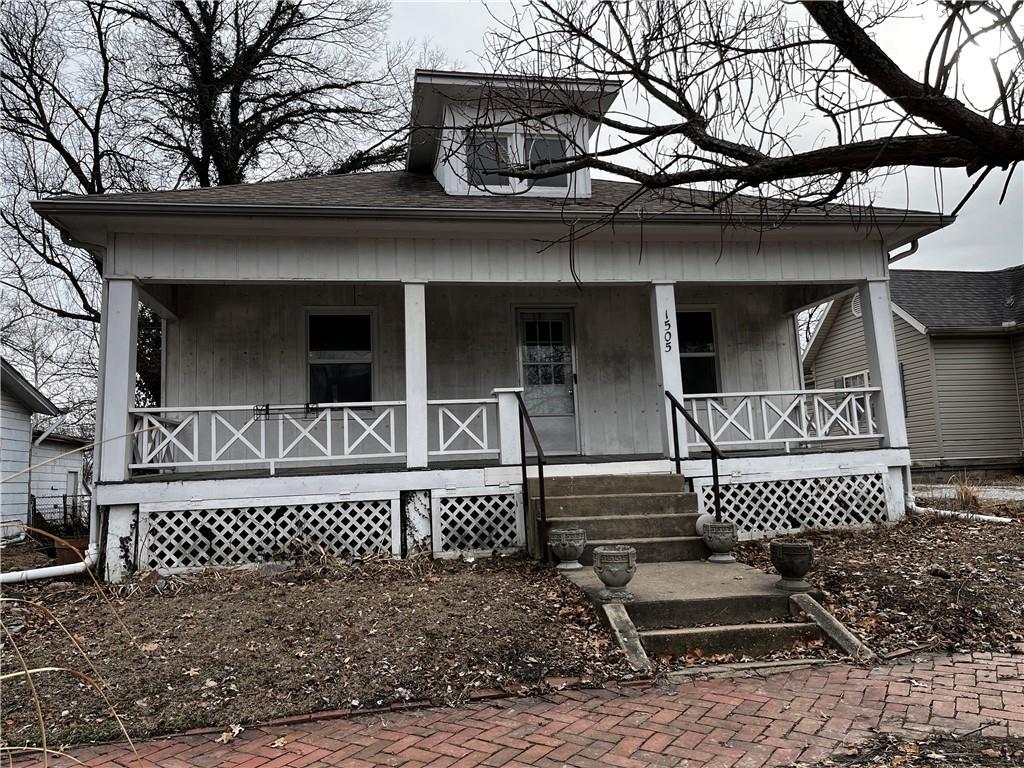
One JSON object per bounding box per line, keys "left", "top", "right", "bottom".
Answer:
{"left": 163, "top": 283, "right": 802, "bottom": 457}
{"left": 1, "top": 392, "right": 31, "bottom": 530}
{"left": 29, "top": 440, "right": 86, "bottom": 499}
{"left": 933, "top": 336, "right": 1022, "bottom": 461}
{"left": 111, "top": 232, "right": 889, "bottom": 285}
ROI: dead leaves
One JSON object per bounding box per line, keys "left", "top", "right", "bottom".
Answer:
{"left": 214, "top": 724, "right": 243, "bottom": 744}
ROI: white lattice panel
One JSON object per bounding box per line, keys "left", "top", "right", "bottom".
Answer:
{"left": 139, "top": 495, "right": 400, "bottom": 571}
{"left": 695, "top": 470, "right": 890, "bottom": 540}
{"left": 430, "top": 487, "right": 525, "bottom": 558}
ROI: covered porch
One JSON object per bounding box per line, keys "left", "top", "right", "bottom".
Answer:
{"left": 102, "top": 279, "right": 900, "bottom": 479}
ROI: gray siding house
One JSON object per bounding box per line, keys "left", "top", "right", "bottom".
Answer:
{"left": 804, "top": 265, "right": 1024, "bottom": 472}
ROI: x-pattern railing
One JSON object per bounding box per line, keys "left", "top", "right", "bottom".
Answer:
{"left": 130, "top": 401, "right": 405, "bottom": 471}
{"left": 428, "top": 399, "right": 499, "bottom": 456}
{"left": 682, "top": 387, "right": 882, "bottom": 451}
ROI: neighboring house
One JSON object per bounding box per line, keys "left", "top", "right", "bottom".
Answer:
{"left": 804, "top": 265, "right": 1024, "bottom": 473}
{"left": 32, "top": 70, "right": 953, "bottom": 580}
{"left": 1, "top": 359, "right": 88, "bottom": 537}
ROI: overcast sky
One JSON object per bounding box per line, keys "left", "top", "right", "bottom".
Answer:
{"left": 390, "top": 1, "right": 1022, "bottom": 273}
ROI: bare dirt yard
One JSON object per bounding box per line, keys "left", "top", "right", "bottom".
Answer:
{"left": 737, "top": 498, "right": 1024, "bottom": 658}
{"left": 810, "top": 734, "right": 1024, "bottom": 767}
{"left": 0, "top": 556, "right": 629, "bottom": 749}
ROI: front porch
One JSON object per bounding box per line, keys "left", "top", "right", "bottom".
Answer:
{"left": 93, "top": 277, "right": 911, "bottom": 579}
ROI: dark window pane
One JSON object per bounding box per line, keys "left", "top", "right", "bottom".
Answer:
{"left": 682, "top": 358, "right": 718, "bottom": 394}
{"left": 528, "top": 138, "right": 568, "bottom": 188}
{"left": 310, "top": 363, "right": 371, "bottom": 403}
{"left": 467, "top": 135, "right": 509, "bottom": 186}
{"left": 678, "top": 312, "right": 715, "bottom": 354}
{"left": 309, "top": 314, "right": 371, "bottom": 353}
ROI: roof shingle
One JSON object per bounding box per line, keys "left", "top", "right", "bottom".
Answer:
{"left": 891, "top": 265, "right": 1024, "bottom": 330}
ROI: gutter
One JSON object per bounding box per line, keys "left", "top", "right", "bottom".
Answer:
{"left": 30, "top": 198, "right": 953, "bottom": 229}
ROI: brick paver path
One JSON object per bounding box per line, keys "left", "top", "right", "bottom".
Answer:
{"left": 31, "top": 652, "right": 1024, "bottom": 768}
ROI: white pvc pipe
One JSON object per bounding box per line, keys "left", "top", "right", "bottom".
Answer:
{"left": 0, "top": 547, "right": 99, "bottom": 584}
{"left": 915, "top": 505, "right": 1015, "bottom": 525}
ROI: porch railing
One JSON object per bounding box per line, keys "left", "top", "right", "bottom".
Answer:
{"left": 427, "top": 398, "right": 500, "bottom": 458}
{"left": 680, "top": 387, "right": 882, "bottom": 452}
{"left": 130, "top": 401, "right": 406, "bottom": 472}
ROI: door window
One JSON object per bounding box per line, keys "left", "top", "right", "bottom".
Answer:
{"left": 678, "top": 311, "right": 719, "bottom": 394}
{"left": 520, "top": 311, "right": 575, "bottom": 415}
{"left": 308, "top": 313, "right": 373, "bottom": 404}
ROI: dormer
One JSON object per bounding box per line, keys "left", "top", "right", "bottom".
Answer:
{"left": 407, "top": 70, "right": 621, "bottom": 199}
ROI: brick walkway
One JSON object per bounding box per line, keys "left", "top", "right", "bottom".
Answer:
{"left": 32, "top": 652, "right": 1024, "bottom": 768}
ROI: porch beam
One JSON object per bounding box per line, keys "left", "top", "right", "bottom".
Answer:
{"left": 404, "top": 281, "right": 428, "bottom": 468}
{"left": 859, "top": 279, "right": 909, "bottom": 449}
{"left": 97, "top": 278, "right": 140, "bottom": 483}
{"left": 650, "top": 282, "right": 686, "bottom": 459}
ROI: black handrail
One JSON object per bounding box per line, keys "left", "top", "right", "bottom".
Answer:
{"left": 664, "top": 391, "right": 725, "bottom": 523}
{"left": 513, "top": 391, "right": 547, "bottom": 557}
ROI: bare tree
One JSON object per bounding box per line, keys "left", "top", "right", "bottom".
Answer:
{"left": 482, "top": 0, "right": 1023, "bottom": 213}
{"left": 2, "top": 0, "right": 437, "bottom": 416}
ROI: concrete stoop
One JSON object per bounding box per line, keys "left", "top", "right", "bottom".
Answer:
{"left": 548, "top": 473, "right": 824, "bottom": 660}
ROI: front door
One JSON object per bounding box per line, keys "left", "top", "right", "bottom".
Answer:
{"left": 517, "top": 309, "right": 579, "bottom": 455}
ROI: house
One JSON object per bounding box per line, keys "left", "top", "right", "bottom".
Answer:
{"left": 31, "top": 70, "right": 953, "bottom": 581}
{"left": 1, "top": 359, "right": 88, "bottom": 538}
{"left": 804, "top": 265, "right": 1024, "bottom": 474}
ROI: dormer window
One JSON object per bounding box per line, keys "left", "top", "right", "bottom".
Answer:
{"left": 467, "top": 134, "right": 512, "bottom": 187}
{"left": 463, "top": 130, "right": 571, "bottom": 194}
{"left": 527, "top": 137, "right": 568, "bottom": 188}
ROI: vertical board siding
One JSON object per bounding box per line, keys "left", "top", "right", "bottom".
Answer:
{"left": 1, "top": 392, "right": 31, "bottom": 527}
{"left": 933, "top": 336, "right": 1022, "bottom": 461}
{"left": 809, "top": 296, "right": 939, "bottom": 459}
{"left": 1014, "top": 335, "right": 1024, "bottom": 440}
{"left": 163, "top": 283, "right": 802, "bottom": 458}
{"left": 114, "top": 233, "right": 888, "bottom": 284}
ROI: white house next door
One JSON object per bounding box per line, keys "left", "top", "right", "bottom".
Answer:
{"left": 517, "top": 309, "right": 579, "bottom": 455}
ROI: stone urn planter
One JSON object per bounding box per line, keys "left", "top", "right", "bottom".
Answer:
{"left": 702, "top": 520, "right": 738, "bottom": 563}
{"left": 548, "top": 527, "right": 586, "bottom": 571}
{"left": 770, "top": 539, "right": 814, "bottom": 593}
{"left": 592, "top": 544, "right": 637, "bottom": 602}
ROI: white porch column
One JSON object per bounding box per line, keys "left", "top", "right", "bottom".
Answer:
{"left": 492, "top": 387, "right": 524, "bottom": 465}
{"left": 859, "top": 279, "right": 909, "bottom": 449}
{"left": 97, "top": 278, "right": 139, "bottom": 484}
{"left": 404, "top": 281, "right": 428, "bottom": 468}
{"left": 650, "top": 281, "right": 686, "bottom": 458}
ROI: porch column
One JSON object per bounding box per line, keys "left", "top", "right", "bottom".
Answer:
{"left": 859, "top": 279, "right": 909, "bottom": 449}
{"left": 404, "top": 281, "right": 428, "bottom": 468}
{"left": 492, "top": 387, "right": 524, "bottom": 465}
{"left": 97, "top": 278, "right": 139, "bottom": 483}
{"left": 650, "top": 281, "right": 686, "bottom": 459}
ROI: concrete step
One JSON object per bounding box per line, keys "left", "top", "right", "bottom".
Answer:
{"left": 625, "top": 593, "right": 796, "bottom": 630}
{"left": 581, "top": 536, "right": 708, "bottom": 565}
{"left": 547, "top": 513, "right": 700, "bottom": 540}
{"left": 539, "top": 492, "right": 698, "bottom": 518}
{"left": 640, "top": 622, "right": 822, "bottom": 658}
{"left": 529, "top": 473, "right": 686, "bottom": 497}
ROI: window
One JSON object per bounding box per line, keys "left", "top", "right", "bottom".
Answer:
{"left": 527, "top": 137, "right": 568, "bottom": 188}
{"left": 66, "top": 470, "right": 79, "bottom": 497}
{"left": 307, "top": 313, "right": 372, "bottom": 404}
{"left": 678, "top": 311, "right": 719, "bottom": 394}
{"left": 467, "top": 134, "right": 511, "bottom": 187}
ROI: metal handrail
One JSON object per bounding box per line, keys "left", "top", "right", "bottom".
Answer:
{"left": 665, "top": 391, "right": 725, "bottom": 523}
{"left": 513, "top": 391, "right": 547, "bottom": 557}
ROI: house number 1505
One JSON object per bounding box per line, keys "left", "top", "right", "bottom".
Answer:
{"left": 663, "top": 310, "right": 673, "bottom": 352}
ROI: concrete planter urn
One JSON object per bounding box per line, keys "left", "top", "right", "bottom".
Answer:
{"left": 548, "top": 527, "right": 586, "bottom": 571}
{"left": 770, "top": 539, "right": 814, "bottom": 593}
{"left": 702, "top": 520, "right": 738, "bottom": 563}
{"left": 592, "top": 544, "right": 637, "bottom": 602}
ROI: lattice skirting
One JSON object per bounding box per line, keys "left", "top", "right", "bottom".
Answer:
{"left": 430, "top": 487, "right": 526, "bottom": 558}
{"left": 138, "top": 494, "right": 401, "bottom": 571}
{"left": 695, "top": 470, "right": 891, "bottom": 540}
